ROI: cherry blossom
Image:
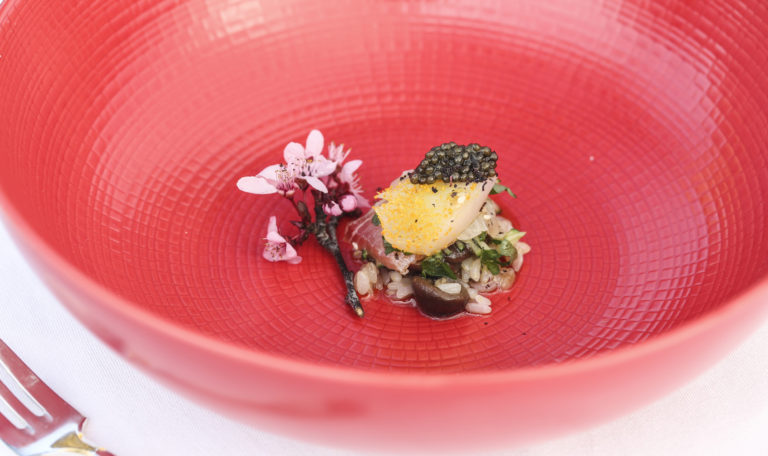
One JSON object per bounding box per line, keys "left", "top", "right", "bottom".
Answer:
{"left": 327, "top": 141, "right": 350, "bottom": 166}
{"left": 262, "top": 216, "right": 302, "bottom": 264}
{"left": 283, "top": 130, "right": 336, "bottom": 193}
{"left": 338, "top": 159, "right": 369, "bottom": 208}
{"left": 236, "top": 129, "right": 368, "bottom": 317}
{"left": 237, "top": 164, "right": 297, "bottom": 195}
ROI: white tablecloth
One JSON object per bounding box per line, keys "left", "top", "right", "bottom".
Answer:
{"left": 0, "top": 218, "right": 766, "bottom": 456}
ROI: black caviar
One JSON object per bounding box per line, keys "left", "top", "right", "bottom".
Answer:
{"left": 409, "top": 142, "right": 498, "bottom": 184}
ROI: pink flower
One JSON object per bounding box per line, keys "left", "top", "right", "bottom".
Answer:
{"left": 263, "top": 216, "right": 302, "bottom": 264}
{"left": 284, "top": 130, "right": 336, "bottom": 193}
{"left": 237, "top": 164, "right": 297, "bottom": 196}
{"left": 323, "top": 139, "right": 369, "bottom": 209}
{"left": 323, "top": 201, "right": 343, "bottom": 217}
{"left": 339, "top": 194, "right": 357, "bottom": 212}
{"left": 327, "top": 142, "right": 349, "bottom": 166}
{"left": 338, "top": 159, "right": 369, "bottom": 208}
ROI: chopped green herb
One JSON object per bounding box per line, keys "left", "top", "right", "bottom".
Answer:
{"left": 383, "top": 237, "right": 396, "bottom": 254}
{"left": 421, "top": 253, "right": 457, "bottom": 279}
{"left": 455, "top": 240, "right": 465, "bottom": 251}
{"left": 490, "top": 183, "right": 517, "bottom": 198}
{"left": 469, "top": 233, "right": 491, "bottom": 253}
{"left": 382, "top": 237, "right": 411, "bottom": 255}
{"left": 503, "top": 229, "right": 526, "bottom": 244}
{"left": 371, "top": 213, "right": 381, "bottom": 226}
{"left": 497, "top": 240, "right": 514, "bottom": 257}
{"left": 480, "top": 249, "right": 502, "bottom": 275}
{"left": 497, "top": 240, "right": 517, "bottom": 258}
{"left": 360, "top": 249, "right": 371, "bottom": 261}
{"left": 467, "top": 239, "right": 482, "bottom": 256}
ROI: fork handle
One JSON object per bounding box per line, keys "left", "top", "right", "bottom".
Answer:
{"left": 47, "top": 450, "right": 116, "bottom": 455}
{"left": 39, "top": 451, "right": 115, "bottom": 455}
{"left": 45, "top": 430, "right": 117, "bottom": 456}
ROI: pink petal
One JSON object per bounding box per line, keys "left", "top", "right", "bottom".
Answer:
{"left": 267, "top": 216, "right": 278, "bottom": 234}
{"left": 266, "top": 216, "right": 287, "bottom": 243}
{"left": 305, "top": 129, "right": 324, "bottom": 158}
{"left": 355, "top": 194, "right": 371, "bottom": 209}
{"left": 304, "top": 175, "right": 328, "bottom": 193}
{"left": 313, "top": 157, "right": 337, "bottom": 177}
{"left": 257, "top": 164, "right": 282, "bottom": 180}
{"left": 284, "top": 242, "right": 300, "bottom": 260}
{"left": 283, "top": 142, "right": 305, "bottom": 162}
{"left": 342, "top": 159, "right": 362, "bottom": 175}
{"left": 266, "top": 231, "right": 287, "bottom": 244}
{"left": 327, "top": 142, "right": 339, "bottom": 157}
{"left": 237, "top": 176, "right": 277, "bottom": 194}
{"left": 327, "top": 142, "right": 349, "bottom": 164}
{"left": 286, "top": 255, "right": 303, "bottom": 264}
{"left": 263, "top": 249, "right": 279, "bottom": 262}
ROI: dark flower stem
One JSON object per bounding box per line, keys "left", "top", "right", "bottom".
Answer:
{"left": 302, "top": 193, "right": 364, "bottom": 318}
{"left": 323, "top": 217, "right": 364, "bottom": 318}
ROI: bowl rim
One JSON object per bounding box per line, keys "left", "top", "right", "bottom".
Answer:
{"left": 2, "top": 185, "right": 768, "bottom": 387}
{"left": 2, "top": 0, "right": 767, "bottom": 388}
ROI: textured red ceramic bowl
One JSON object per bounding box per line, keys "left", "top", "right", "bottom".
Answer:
{"left": 1, "top": 0, "right": 768, "bottom": 452}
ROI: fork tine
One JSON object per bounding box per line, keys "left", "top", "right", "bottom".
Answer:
{"left": 0, "top": 401, "right": 33, "bottom": 448}
{"left": 0, "top": 376, "right": 38, "bottom": 425}
{"left": 0, "top": 340, "right": 74, "bottom": 416}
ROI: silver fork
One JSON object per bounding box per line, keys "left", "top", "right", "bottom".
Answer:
{"left": 0, "top": 339, "right": 114, "bottom": 455}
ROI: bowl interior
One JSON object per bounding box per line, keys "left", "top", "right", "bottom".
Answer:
{"left": 1, "top": 0, "right": 767, "bottom": 373}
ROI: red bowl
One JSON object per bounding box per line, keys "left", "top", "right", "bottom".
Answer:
{"left": 1, "top": 0, "right": 767, "bottom": 452}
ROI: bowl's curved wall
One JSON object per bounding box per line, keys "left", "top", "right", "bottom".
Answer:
{"left": 1, "top": 0, "right": 768, "bottom": 450}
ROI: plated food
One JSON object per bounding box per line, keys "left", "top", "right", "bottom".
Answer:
{"left": 346, "top": 142, "right": 530, "bottom": 318}
{"left": 237, "top": 131, "right": 528, "bottom": 319}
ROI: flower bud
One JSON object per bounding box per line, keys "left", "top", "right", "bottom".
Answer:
{"left": 340, "top": 194, "right": 357, "bottom": 212}
{"left": 323, "top": 201, "right": 342, "bottom": 217}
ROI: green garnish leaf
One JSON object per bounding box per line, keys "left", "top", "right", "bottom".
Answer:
{"left": 469, "top": 232, "right": 491, "bottom": 254}
{"left": 503, "top": 229, "right": 526, "bottom": 244}
{"left": 372, "top": 212, "right": 381, "bottom": 226}
{"left": 467, "top": 239, "right": 482, "bottom": 255}
{"left": 383, "top": 238, "right": 396, "bottom": 254}
{"left": 480, "top": 249, "right": 501, "bottom": 275}
{"left": 497, "top": 240, "right": 518, "bottom": 260}
{"left": 421, "top": 253, "right": 457, "bottom": 279}
{"left": 490, "top": 183, "right": 517, "bottom": 198}
{"left": 455, "top": 241, "right": 465, "bottom": 251}
{"left": 382, "top": 237, "right": 412, "bottom": 255}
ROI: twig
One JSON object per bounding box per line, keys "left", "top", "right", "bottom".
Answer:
{"left": 310, "top": 196, "right": 364, "bottom": 318}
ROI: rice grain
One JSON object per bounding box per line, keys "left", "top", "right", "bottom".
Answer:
{"left": 466, "top": 302, "right": 492, "bottom": 314}
{"left": 354, "top": 270, "right": 371, "bottom": 296}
